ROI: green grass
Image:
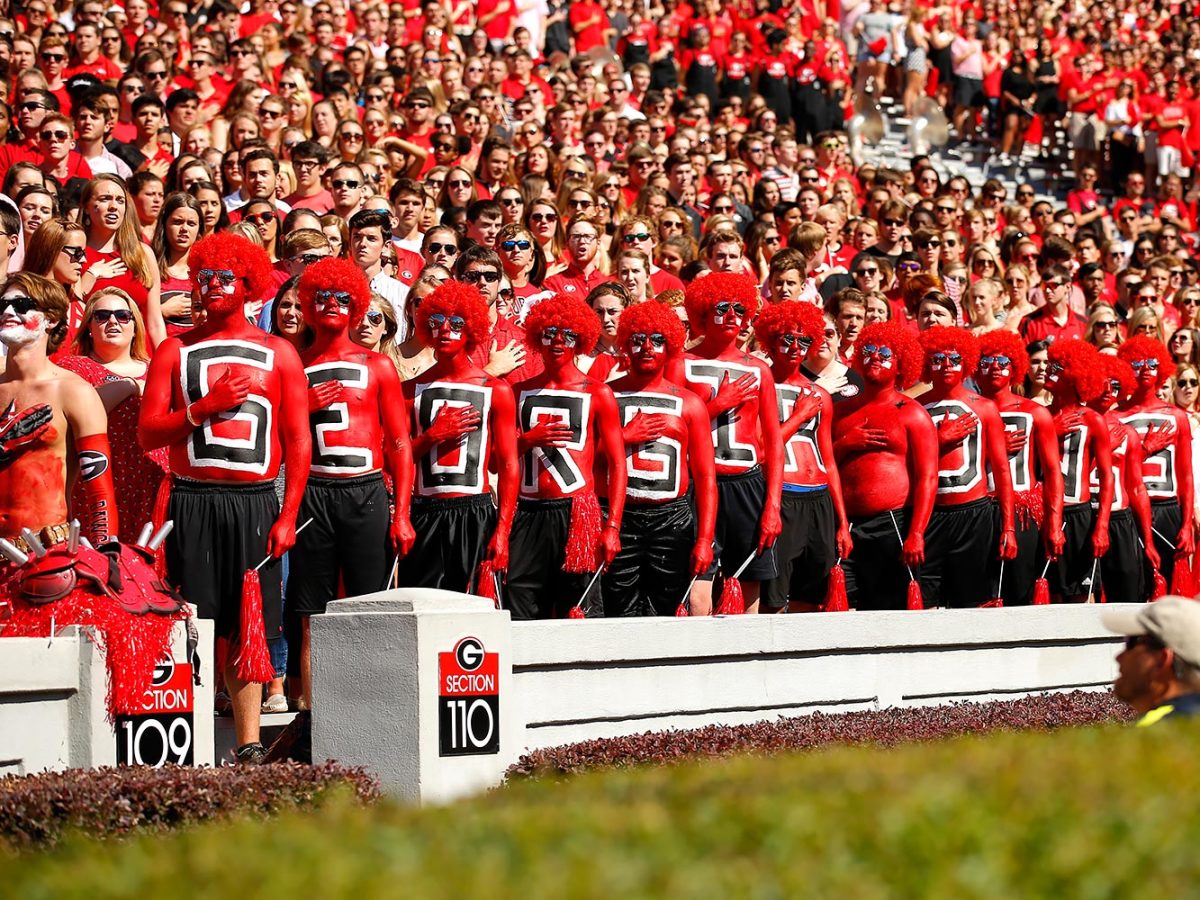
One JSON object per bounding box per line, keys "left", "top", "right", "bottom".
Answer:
{"left": 4, "top": 719, "right": 1198, "bottom": 898}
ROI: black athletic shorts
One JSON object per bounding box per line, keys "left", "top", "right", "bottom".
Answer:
{"left": 954, "top": 76, "right": 985, "bottom": 109}
{"left": 289, "top": 472, "right": 391, "bottom": 616}
{"left": 1149, "top": 499, "right": 1183, "bottom": 589}
{"left": 988, "top": 504, "right": 1041, "bottom": 606}
{"left": 707, "top": 466, "right": 778, "bottom": 582}
{"left": 762, "top": 487, "right": 837, "bottom": 609}
{"left": 394, "top": 493, "right": 496, "bottom": 595}
{"left": 506, "top": 497, "right": 601, "bottom": 620}
{"left": 1050, "top": 503, "right": 1100, "bottom": 599}
{"left": 602, "top": 494, "right": 696, "bottom": 617}
{"left": 843, "top": 507, "right": 915, "bottom": 611}
{"left": 166, "top": 477, "right": 282, "bottom": 642}
{"left": 1102, "top": 507, "right": 1145, "bottom": 604}
{"left": 921, "top": 496, "right": 996, "bottom": 608}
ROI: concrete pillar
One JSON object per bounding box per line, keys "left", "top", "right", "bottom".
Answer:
{"left": 310, "top": 589, "right": 516, "bottom": 805}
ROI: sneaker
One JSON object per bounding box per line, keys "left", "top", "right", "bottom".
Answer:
{"left": 234, "top": 742, "right": 266, "bottom": 765}
{"left": 262, "top": 694, "right": 289, "bottom": 714}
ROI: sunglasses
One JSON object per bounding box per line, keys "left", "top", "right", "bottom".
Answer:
{"left": 40, "top": 128, "right": 69, "bottom": 141}
{"left": 463, "top": 270, "right": 500, "bottom": 284}
{"left": 332, "top": 179, "right": 360, "bottom": 189}
{"left": 861, "top": 344, "right": 894, "bottom": 360}
{"left": 882, "top": 218, "right": 905, "bottom": 227}
{"left": 979, "top": 354, "right": 1011, "bottom": 369}
{"left": 315, "top": 289, "right": 352, "bottom": 307}
{"left": 18, "top": 102, "right": 46, "bottom": 111}
{"left": 1178, "top": 379, "right": 1199, "bottom": 388}
{"left": 918, "top": 240, "right": 942, "bottom": 249}
{"left": 447, "top": 179, "right": 471, "bottom": 188}
{"left": 936, "top": 205, "right": 956, "bottom": 213}
{"left": 501, "top": 239, "right": 532, "bottom": 251}
{"left": 530, "top": 212, "right": 558, "bottom": 223}
{"left": 498, "top": 196, "right": 523, "bottom": 206}
{"left": 428, "top": 312, "right": 466, "bottom": 332}
{"left": 364, "top": 310, "right": 385, "bottom": 326}
{"left": 340, "top": 132, "right": 364, "bottom": 141}
{"left": 298, "top": 253, "right": 328, "bottom": 265}
{"left": 244, "top": 211, "right": 275, "bottom": 224}
{"left": 1124, "top": 635, "right": 1164, "bottom": 651}
{"left": 623, "top": 232, "right": 651, "bottom": 244}
{"left": 427, "top": 242, "right": 457, "bottom": 255}
{"left": 630, "top": 331, "right": 667, "bottom": 348}
{"left": 855, "top": 267, "right": 879, "bottom": 276}
{"left": 60, "top": 245, "right": 86, "bottom": 262}
{"left": 779, "top": 333, "right": 813, "bottom": 350}
{"left": 713, "top": 301, "right": 747, "bottom": 317}
{"left": 40, "top": 53, "right": 66, "bottom": 63}
{"left": 1096, "top": 320, "right": 1118, "bottom": 328}
{"left": 930, "top": 352, "right": 962, "bottom": 367}
{"left": 1130, "top": 359, "right": 1160, "bottom": 371}
{"left": 435, "top": 142, "right": 456, "bottom": 151}
{"left": 0, "top": 296, "right": 37, "bottom": 315}
{"left": 92, "top": 308, "right": 134, "bottom": 324}
{"left": 198, "top": 268, "right": 237, "bottom": 285}
{"left": 541, "top": 326, "right": 578, "bottom": 347}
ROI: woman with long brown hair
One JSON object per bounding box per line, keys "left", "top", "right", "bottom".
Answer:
{"left": 79, "top": 173, "right": 164, "bottom": 347}
{"left": 23, "top": 217, "right": 88, "bottom": 350}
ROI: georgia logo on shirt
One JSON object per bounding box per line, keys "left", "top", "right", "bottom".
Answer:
{"left": 564, "top": 284, "right": 576, "bottom": 292}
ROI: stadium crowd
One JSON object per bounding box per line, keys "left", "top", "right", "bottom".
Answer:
{"left": 2, "top": 0, "right": 1200, "bottom": 758}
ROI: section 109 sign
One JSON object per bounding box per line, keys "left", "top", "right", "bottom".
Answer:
{"left": 438, "top": 636, "right": 500, "bottom": 756}
{"left": 116, "top": 656, "right": 194, "bottom": 767}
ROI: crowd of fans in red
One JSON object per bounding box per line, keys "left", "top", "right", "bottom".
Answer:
{"left": 1, "top": 0, "right": 1200, "bottom": 726}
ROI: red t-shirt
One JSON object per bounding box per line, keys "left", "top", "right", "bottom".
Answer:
{"left": 569, "top": 0, "right": 609, "bottom": 53}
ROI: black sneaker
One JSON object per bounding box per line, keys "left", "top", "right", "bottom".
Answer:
{"left": 235, "top": 742, "right": 266, "bottom": 765}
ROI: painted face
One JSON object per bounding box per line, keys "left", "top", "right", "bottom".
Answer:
{"left": 626, "top": 330, "right": 668, "bottom": 373}
{"left": 196, "top": 266, "right": 244, "bottom": 316}
{"left": 1045, "top": 361, "right": 1065, "bottom": 392}
{"left": 311, "top": 287, "right": 352, "bottom": 331}
{"left": 1130, "top": 357, "right": 1160, "bottom": 386}
{"left": 426, "top": 311, "right": 468, "bottom": 354}
{"left": 927, "top": 349, "right": 965, "bottom": 386}
{"left": 858, "top": 342, "right": 896, "bottom": 384}
{"left": 539, "top": 325, "right": 579, "bottom": 363}
{"left": 709, "top": 300, "right": 747, "bottom": 334}
{"left": 0, "top": 290, "right": 48, "bottom": 347}
{"left": 975, "top": 354, "right": 1013, "bottom": 392}
{"left": 773, "top": 331, "right": 813, "bottom": 365}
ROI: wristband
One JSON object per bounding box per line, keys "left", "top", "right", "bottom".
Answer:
{"left": 185, "top": 403, "right": 200, "bottom": 427}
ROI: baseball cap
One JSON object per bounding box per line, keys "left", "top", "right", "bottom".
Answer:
{"left": 1103, "top": 597, "right": 1200, "bottom": 668}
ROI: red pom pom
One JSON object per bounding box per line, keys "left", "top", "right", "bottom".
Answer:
{"left": 235, "top": 568, "right": 274, "bottom": 684}
{"left": 1032, "top": 577, "right": 1051, "bottom": 605}
{"left": 980, "top": 598, "right": 1004, "bottom": 608}
{"left": 1172, "top": 553, "right": 1196, "bottom": 599}
{"left": 475, "top": 560, "right": 499, "bottom": 608}
{"left": 716, "top": 575, "right": 745, "bottom": 615}
{"left": 675, "top": 598, "right": 690, "bottom": 617}
{"left": 567, "top": 604, "right": 586, "bottom": 620}
{"left": 563, "top": 491, "right": 602, "bottom": 573}
{"left": 906, "top": 578, "right": 924, "bottom": 611}
{"left": 823, "top": 563, "right": 849, "bottom": 612}
{"left": 1151, "top": 569, "right": 1168, "bottom": 601}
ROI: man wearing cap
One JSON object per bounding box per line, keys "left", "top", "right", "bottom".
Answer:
{"left": 1105, "top": 597, "right": 1200, "bottom": 726}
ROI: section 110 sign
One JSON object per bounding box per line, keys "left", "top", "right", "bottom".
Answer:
{"left": 438, "top": 636, "right": 500, "bottom": 756}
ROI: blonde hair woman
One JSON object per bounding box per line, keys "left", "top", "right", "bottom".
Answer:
{"left": 79, "top": 174, "right": 164, "bottom": 347}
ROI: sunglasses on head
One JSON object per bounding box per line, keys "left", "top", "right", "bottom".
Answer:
{"left": 93, "top": 308, "right": 134, "bottom": 324}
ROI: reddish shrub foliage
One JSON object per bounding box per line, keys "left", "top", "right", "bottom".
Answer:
{"left": 0, "top": 762, "right": 380, "bottom": 850}
{"left": 508, "top": 691, "right": 1131, "bottom": 779}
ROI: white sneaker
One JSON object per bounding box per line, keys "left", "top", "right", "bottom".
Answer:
{"left": 261, "top": 694, "right": 289, "bottom": 714}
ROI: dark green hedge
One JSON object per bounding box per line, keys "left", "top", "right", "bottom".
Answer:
{"left": 4, "top": 717, "right": 1199, "bottom": 897}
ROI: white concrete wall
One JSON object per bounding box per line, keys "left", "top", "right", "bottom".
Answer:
{"left": 0, "top": 617, "right": 214, "bottom": 775}
{"left": 511, "top": 606, "right": 1125, "bottom": 751}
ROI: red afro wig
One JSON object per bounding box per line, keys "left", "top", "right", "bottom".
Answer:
{"left": 854, "top": 321, "right": 923, "bottom": 388}
{"left": 754, "top": 300, "right": 826, "bottom": 350}
{"left": 524, "top": 293, "right": 601, "bottom": 355}
{"left": 298, "top": 258, "right": 371, "bottom": 327}
{"left": 919, "top": 325, "right": 980, "bottom": 380}
{"left": 1048, "top": 338, "right": 1106, "bottom": 403}
{"left": 616, "top": 300, "right": 687, "bottom": 356}
{"left": 684, "top": 271, "right": 761, "bottom": 329}
{"left": 977, "top": 329, "right": 1029, "bottom": 385}
{"left": 1118, "top": 335, "right": 1173, "bottom": 387}
{"left": 189, "top": 232, "right": 273, "bottom": 301}
{"left": 416, "top": 279, "right": 491, "bottom": 350}
{"left": 1099, "top": 354, "right": 1136, "bottom": 401}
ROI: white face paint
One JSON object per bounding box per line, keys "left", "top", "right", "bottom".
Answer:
{"left": 199, "top": 281, "right": 237, "bottom": 297}
{"left": 0, "top": 295, "right": 47, "bottom": 348}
